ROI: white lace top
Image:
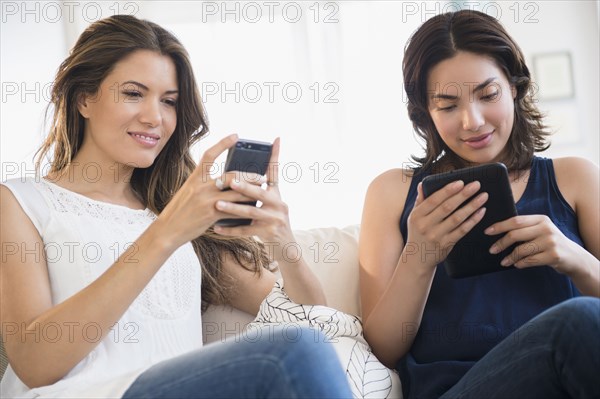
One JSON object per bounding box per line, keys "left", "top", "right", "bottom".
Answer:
{"left": 1, "top": 177, "right": 203, "bottom": 398}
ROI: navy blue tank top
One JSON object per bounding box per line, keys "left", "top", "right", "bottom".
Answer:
{"left": 397, "top": 157, "right": 582, "bottom": 399}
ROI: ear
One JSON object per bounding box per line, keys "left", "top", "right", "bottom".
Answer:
{"left": 77, "top": 93, "right": 91, "bottom": 119}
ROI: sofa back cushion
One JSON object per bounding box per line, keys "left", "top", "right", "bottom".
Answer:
{"left": 292, "top": 225, "right": 361, "bottom": 315}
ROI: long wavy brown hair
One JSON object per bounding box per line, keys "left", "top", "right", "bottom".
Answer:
{"left": 403, "top": 10, "right": 550, "bottom": 174}
{"left": 35, "top": 14, "right": 269, "bottom": 312}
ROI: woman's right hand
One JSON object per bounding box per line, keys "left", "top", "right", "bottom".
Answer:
{"left": 405, "top": 180, "right": 488, "bottom": 270}
{"left": 155, "top": 134, "right": 260, "bottom": 250}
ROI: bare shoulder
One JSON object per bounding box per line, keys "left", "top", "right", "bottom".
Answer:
{"left": 1, "top": 183, "right": 52, "bottom": 328}
{"left": 1, "top": 183, "right": 17, "bottom": 206}
{"left": 366, "top": 168, "right": 414, "bottom": 207}
{"left": 551, "top": 156, "right": 598, "bottom": 187}
{"left": 361, "top": 167, "right": 415, "bottom": 245}
{"left": 220, "top": 252, "right": 277, "bottom": 316}
{"left": 552, "top": 156, "right": 598, "bottom": 174}
{"left": 1, "top": 184, "right": 30, "bottom": 226}
{"left": 551, "top": 157, "right": 599, "bottom": 210}
{"left": 1, "top": 182, "right": 47, "bottom": 268}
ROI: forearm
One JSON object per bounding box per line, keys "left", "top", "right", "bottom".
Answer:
{"left": 277, "top": 255, "right": 327, "bottom": 306}
{"left": 564, "top": 249, "right": 600, "bottom": 297}
{"left": 11, "top": 220, "right": 176, "bottom": 388}
{"left": 363, "top": 249, "right": 436, "bottom": 368}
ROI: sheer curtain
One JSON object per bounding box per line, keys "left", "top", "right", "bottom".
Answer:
{"left": 142, "top": 1, "right": 424, "bottom": 229}
{"left": 2, "top": 1, "right": 598, "bottom": 229}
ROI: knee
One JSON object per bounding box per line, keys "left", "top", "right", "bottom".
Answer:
{"left": 554, "top": 297, "right": 600, "bottom": 330}
{"left": 557, "top": 296, "right": 600, "bottom": 324}
{"left": 260, "top": 327, "right": 351, "bottom": 397}
{"left": 265, "top": 326, "right": 345, "bottom": 374}
{"left": 269, "top": 326, "right": 336, "bottom": 363}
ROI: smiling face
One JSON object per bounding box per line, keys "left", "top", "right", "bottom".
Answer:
{"left": 76, "top": 50, "right": 179, "bottom": 169}
{"left": 427, "top": 51, "right": 516, "bottom": 165}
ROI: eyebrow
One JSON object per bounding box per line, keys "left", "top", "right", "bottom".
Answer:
{"left": 430, "top": 77, "right": 496, "bottom": 100}
{"left": 121, "top": 80, "right": 179, "bottom": 95}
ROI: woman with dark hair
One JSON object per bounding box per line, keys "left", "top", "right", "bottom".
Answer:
{"left": 0, "top": 15, "right": 351, "bottom": 398}
{"left": 359, "top": 9, "right": 599, "bottom": 399}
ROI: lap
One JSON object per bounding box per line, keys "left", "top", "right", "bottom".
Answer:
{"left": 441, "top": 297, "right": 600, "bottom": 399}
{"left": 122, "top": 325, "right": 352, "bottom": 399}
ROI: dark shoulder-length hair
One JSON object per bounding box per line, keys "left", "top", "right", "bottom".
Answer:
{"left": 36, "top": 14, "right": 268, "bottom": 311}
{"left": 403, "top": 9, "right": 550, "bottom": 173}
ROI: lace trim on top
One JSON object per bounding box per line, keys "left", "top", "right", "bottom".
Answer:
{"left": 36, "top": 178, "right": 157, "bottom": 224}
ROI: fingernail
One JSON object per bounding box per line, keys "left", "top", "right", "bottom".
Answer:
{"left": 489, "top": 244, "right": 499, "bottom": 254}
{"left": 231, "top": 179, "right": 240, "bottom": 187}
{"left": 485, "top": 226, "right": 495, "bottom": 234}
{"left": 500, "top": 258, "right": 509, "bottom": 266}
{"left": 467, "top": 181, "right": 480, "bottom": 191}
{"left": 216, "top": 200, "right": 227, "bottom": 210}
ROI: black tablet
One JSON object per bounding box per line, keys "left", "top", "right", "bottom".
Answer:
{"left": 421, "top": 163, "right": 518, "bottom": 278}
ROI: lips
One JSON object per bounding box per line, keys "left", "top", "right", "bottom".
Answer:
{"left": 462, "top": 132, "right": 493, "bottom": 149}
{"left": 128, "top": 132, "right": 160, "bottom": 147}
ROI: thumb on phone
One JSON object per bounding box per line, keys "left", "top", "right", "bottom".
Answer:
{"left": 197, "top": 134, "right": 238, "bottom": 179}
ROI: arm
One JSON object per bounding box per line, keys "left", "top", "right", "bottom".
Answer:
{"left": 220, "top": 253, "right": 279, "bottom": 315}
{"left": 0, "top": 135, "right": 252, "bottom": 388}
{"left": 556, "top": 157, "right": 600, "bottom": 296}
{"left": 359, "top": 169, "right": 434, "bottom": 368}
{"left": 213, "top": 138, "right": 327, "bottom": 307}
{"left": 485, "top": 157, "right": 599, "bottom": 296}
{"left": 359, "top": 170, "right": 488, "bottom": 367}
{"left": 216, "top": 242, "right": 323, "bottom": 316}
{"left": 1, "top": 186, "right": 181, "bottom": 388}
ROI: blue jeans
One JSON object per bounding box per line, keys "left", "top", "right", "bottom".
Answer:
{"left": 440, "top": 297, "right": 600, "bottom": 398}
{"left": 122, "top": 326, "right": 352, "bottom": 399}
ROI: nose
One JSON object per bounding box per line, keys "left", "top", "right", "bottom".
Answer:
{"left": 139, "top": 98, "right": 162, "bottom": 128}
{"left": 462, "top": 104, "right": 484, "bottom": 132}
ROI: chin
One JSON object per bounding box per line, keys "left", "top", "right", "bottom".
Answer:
{"left": 122, "top": 155, "right": 160, "bottom": 170}
{"left": 458, "top": 152, "right": 499, "bottom": 165}
{"left": 137, "top": 159, "right": 159, "bottom": 169}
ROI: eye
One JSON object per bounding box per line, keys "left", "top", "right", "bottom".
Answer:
{"left": 482, "top": 91, "right": 499, "bottom": 101}
{"left": 438, "top": 105, "right": 456, "bottom": 112}
{"left": 122, "top": 90, "right": 142, "bottom": 99}
{"left": 163, "top": 98, "right": 177, "bottom": 107}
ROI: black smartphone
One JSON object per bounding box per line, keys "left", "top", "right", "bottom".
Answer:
{"left": 215, "top": 139, "right": 273, "bottom": 227}
{"left": 421, "top": 163, "right": 518, "bottom": 278}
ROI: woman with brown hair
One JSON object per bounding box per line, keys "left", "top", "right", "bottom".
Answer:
{"left": 359, "top": 9, "right": 599, "bottom": 399}
{"left": 0, "top": 14, "right": 351, "bottom": 398}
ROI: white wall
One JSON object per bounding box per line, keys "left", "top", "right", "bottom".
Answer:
{"left": 1, "top": 1, "right": 598, "bottom": 229}
{"left": 499, "top": 0, "right": 599, "bottom": 161}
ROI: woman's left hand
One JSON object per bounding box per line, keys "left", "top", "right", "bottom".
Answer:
{"left": 213, "top": 138, "right": 295, "bottom": 251}
{"left": 485, "top": 214, "right": 583, "bottom": 274}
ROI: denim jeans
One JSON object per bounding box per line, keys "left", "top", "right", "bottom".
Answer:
{"left": 122, "top": 326, "right": 352, "bottom": 399}
{"left": 440, "top": 297, "right": 600, "bottom": 398}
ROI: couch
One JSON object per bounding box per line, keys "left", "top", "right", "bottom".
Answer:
{"left": 0, "top": 225, "right": 403, "bottom": 398}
